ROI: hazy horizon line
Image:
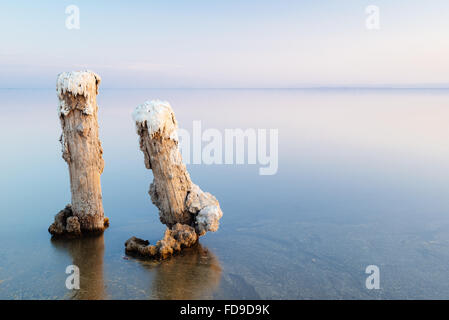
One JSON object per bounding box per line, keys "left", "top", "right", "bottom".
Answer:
{"left": 1, "top": 86, "right": 449, "bottom": 90}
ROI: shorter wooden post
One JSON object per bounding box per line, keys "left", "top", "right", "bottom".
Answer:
{"left": 125, "top": 100, "right": 223, "bottom": 259}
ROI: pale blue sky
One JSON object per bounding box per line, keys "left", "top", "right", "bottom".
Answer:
{"left": 1, "top": 0, "right": 448, "bottom": 88}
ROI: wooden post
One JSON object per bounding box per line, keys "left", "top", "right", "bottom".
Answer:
{"left": 49, "top": 71, "right": 108, "bottom": 237}
{"left": 125, "top": 100, "right": 223, "bottom": 259}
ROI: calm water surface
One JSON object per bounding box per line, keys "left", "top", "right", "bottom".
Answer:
{"left": 1, "top": 88, "right": 449, "bottom": 299}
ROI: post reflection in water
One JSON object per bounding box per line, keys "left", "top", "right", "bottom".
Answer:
{"left": 51, "top": 234, "right": 105, "bottom": 300}
{"left": 137, "top": 243, "right": 222, "bottom": 299}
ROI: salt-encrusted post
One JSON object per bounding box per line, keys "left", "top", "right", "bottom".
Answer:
{"left": 125, "top": 100, "right": 223, "bottom": 259}
{"left": 49, "top": 70, "right": 108, "bottom": 237}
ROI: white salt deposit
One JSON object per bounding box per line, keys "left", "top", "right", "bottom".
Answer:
{"left": 56, "top": 70, "right": 101, "bottom": 116}
{"left": 132, "top": 100, "right": 178, "bottom": 141}
{"left": 196, "top": 205, "right": 223, "bottom": 234}
{"left": 186, "top": 184, "right": 223, "bottom": 236}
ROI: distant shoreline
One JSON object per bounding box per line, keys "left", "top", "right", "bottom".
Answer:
{"left": 1, "top": 87, "right": 449, "bottom": 90}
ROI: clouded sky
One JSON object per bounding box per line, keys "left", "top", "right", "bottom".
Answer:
{"left": 1, "top": 0, "right": 448, "bottom": 88}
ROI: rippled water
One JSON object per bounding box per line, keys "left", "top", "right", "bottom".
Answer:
{"left": 1, "top": 88, "right": 449, "bottom": 299}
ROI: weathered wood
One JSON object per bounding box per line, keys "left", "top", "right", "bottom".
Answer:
{"left": 125, "top": 100, "right": 223, "bottom": 259}
{"left": 49, "top": 71, "right": 108, "bottom": 237}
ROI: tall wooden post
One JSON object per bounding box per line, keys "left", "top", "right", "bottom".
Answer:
{"left": 49, "top": 70, "right": 108, "bottom": 237}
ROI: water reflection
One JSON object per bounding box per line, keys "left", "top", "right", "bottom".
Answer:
{"left": 51, "top": 235, "right": 105, "bottom": 300}
{"left": 136, "top": 244, "right": 222, "bottom": 299}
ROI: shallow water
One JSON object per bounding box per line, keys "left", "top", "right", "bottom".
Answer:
{"left": 1, "top": 88, "right": 449, "bottom": 299}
